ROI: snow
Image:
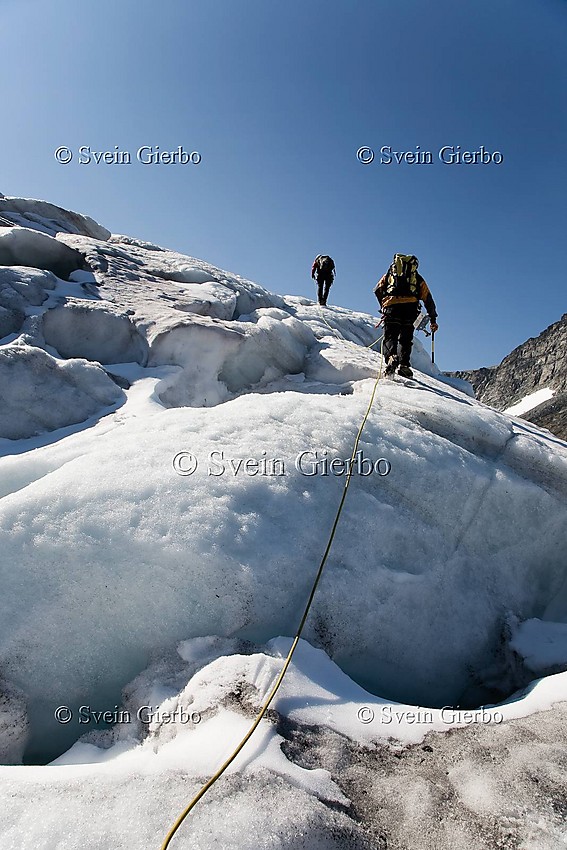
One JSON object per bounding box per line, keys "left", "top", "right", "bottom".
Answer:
{"left": 0, "top": 227, "right": 85, "bottom": 280}
{"left": 2, "top": 637, "right": 567, "bottom": 848}
{"left": 0, "top": 766, "right": 369, "bottom": 850}
{"left": 0, "top": 266, "right": 57, "bottom": 341}
{"left": 0, "top": 266, "right": 56, "bottom": 306}
{"left": 42, "top": 302, "right": 149, "bottom": 365}
{"left": 0, "top": 196, "right": 111, "bottom": 240}
{"left": 505, "top": 387, "right": 555, "bottom": 416}
{"left": 1, "top": 363, "right": 566, "bottom": 763}
{"left": 510, "top": 618, "right": 567, "bottom": 673}
{"left": 0, "top": 196, "right": 566, "bottom": 849}
{"left": 0, "top": 344, "right": 124, "bottom": 439}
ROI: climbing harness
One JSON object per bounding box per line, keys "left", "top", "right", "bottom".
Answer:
{"left": 160, "top": 321, "right": 385, "bottom": 850}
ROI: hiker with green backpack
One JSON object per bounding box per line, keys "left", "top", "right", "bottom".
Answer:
{"left": 311, "top": 254, "right": 335, "bottom": 306}
{"left": 374, "top": 254, "right": 438, "bottom": 378}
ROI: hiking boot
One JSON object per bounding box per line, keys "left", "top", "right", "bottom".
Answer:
{"left": 397, "top": 364, "right": 413, "bottom": 378}
{"left": 385, "top": 356, "right": 399, "bottom": 376}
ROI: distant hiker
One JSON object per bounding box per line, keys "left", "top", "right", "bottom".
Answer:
{"left": 374, "top": 254, "right": 438, "bottom": 378}
{"left": 311, "top": 254, "right": 335, "bottom": 306}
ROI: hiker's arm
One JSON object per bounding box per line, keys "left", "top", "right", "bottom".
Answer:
{"left": 420, "top": 279, "right": 437, "bottom": 325}
{"left": 374, "top": 274, "right": 387, "bottom": 305}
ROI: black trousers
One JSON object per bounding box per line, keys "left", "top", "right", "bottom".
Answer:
{"left": 316, "top": 275, "right": 332, "bottom": 305}
{"left": 383, "top": 303, "right": 419, "bottom": 366}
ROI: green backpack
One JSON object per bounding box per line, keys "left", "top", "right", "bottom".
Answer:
{"left": 385, "top": 254, "right": 419, "bottom": 298}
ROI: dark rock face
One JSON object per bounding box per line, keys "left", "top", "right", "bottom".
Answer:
{"left": 525, "top": 390, "right": 567, "bottom": 440}
{"left": 447, "top": 314, "right": 567, "bottom": 441}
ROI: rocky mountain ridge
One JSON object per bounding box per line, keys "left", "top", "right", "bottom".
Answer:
{"left": 448, "top": 313, "right": 567, "bottom": 440}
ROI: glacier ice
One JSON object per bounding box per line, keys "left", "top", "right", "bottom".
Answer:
{"left": 0, "top": 345, "right": 124, "bottom": 440}
{"left": 0, "top": 227, "right": 85, "bottom": 280}
{"left": 0, "top": 195, "right": 566, "bottom": 850}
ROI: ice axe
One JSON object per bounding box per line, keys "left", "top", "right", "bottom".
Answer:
{"left": 413, "top": 312, "right": 431, "bottom": 336}
{"left": 414, "top": 312, "right": 435, "bottom": 362}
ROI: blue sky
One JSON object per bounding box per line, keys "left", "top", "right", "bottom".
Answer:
{"left": 1, "top": 0, "right": 566, "bottom": 369}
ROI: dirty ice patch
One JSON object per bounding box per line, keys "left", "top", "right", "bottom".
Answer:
{"left": 54, "top": 637, "right": 567, "bottom": 765}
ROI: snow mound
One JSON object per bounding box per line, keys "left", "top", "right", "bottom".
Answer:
{"left": 42, "top": 302, "right": 149, "bottom": 365}
{"left": 150, "top": 319, "right": 243, "bottom": 407}
{"left": 0, "top": 266, "right": 57, "bottom": 307}
{"left": 0, "top": 196, "right": 110, "bottom": 240}
{"left": 0, "top": 305, "right": 23, "bottom": 339}
{"left": 153, "top": 264, "right": 219, "bottom": 284}
{"left": 0, "top": 345, "right": 124, "bottom": 439}
{"left": 0, "top": 227, "right": 85, "bottom": 280}
{"left": 58, "top": 635, "right": 567, "bottom": 757}
{"left": 219, "top": 312, "right": 315, "bottom": 393}
{"left": 305, "top": 339, "right": 383, "bottom": 384}
{"left": 0, "top": 267, "right": 58, "bottom": 341}
{"left": 163, "top": 281, "right": 238, "bottom": 320}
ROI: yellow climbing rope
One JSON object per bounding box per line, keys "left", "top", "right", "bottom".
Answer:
{"left": 317, "top": 303, "right": 383, "bottom": 350}
{"left": 160, "top": 323, "right": 385, "bottom": 850}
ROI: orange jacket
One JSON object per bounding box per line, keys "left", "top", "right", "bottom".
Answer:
{"left": 374, "top": 272, "right": 437, "bottom": 319}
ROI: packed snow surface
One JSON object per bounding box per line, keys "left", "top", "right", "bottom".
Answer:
{"left": 1, "top": 197, "right": 566, "bottom": 849}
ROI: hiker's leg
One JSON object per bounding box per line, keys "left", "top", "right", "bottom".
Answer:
{"left": 317, "top": 278, "right": 324, "bottom": 305}
{"left": 399, "top": 323, "right": 415, "bottom": 366}
{"left": 323, "top": 279, "right": 331, "bottom": 305}
{"left": 383, "top": 320, "right": 400, "bottom": 362}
